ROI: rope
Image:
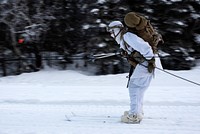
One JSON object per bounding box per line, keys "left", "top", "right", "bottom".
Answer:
{"left": 155, "top": 66, "right": 200, "bottom": 86}
{"left": 93, "top": 52, "right": 200, "bottom": 86}
{"left": 139, "top": 63, "right": 200, "bottom": 87}
{"left": 1, "top": 53, "right": 200, "bottom": 86}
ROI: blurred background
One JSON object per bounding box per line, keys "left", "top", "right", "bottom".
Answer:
{"left": 0, "top": 0, "right": 199, "bottom": 76}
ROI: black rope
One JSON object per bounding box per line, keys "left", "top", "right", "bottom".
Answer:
{"left": 139, "top": 63, "right": 200, "bottom": 87}
{"left": 155, "top": 66, "right": 200, "bottom": 86}
{"left": 93, "top": 53, "right": 200, "bottom": 86}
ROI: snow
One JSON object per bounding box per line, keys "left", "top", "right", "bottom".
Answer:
{"left": 0, "top": 67, "right": 200, "bottom": 134}
{"left": 82, "top": 24, "right": 90, "bottom": 30}
{"left": 97, "top": 0, "right": 106, "bottom": 4}
{"left": 90, "top": 9, "right": 99, "bottom": 13}
{"left": 194, "top": 34, "right": 200, "bottom": 44}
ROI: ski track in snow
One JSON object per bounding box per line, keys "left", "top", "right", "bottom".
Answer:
{"left": 0, "top": 103, "right": 200, "bottom": 134}
{"left": 0, "top": 69, "right": 200, "bottom": 134}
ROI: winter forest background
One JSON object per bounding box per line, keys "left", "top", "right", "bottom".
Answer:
{"left": 0, "top": 0, "right": 199, "bottom": 76}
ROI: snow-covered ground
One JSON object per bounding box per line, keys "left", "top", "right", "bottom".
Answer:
{"left": 0, "top": 67, "right": 200, "bottom": 134}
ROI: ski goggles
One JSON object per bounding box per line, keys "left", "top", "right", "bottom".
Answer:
{"left": 106, "top": 25, "right": 123, "bottom": 33}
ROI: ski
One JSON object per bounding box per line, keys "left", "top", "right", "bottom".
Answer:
{"left": 65, "top": 115, "right": 72, "bottom": 122}
{"left": 65, "top": 113, "right": 120, "bottom": 123}
{"left": 65, "top": 113, "right": 166, "bottom": 124}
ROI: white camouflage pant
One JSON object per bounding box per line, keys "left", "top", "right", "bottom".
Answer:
{"left": 128, "top": 75, "right": 153, "bottom": 115}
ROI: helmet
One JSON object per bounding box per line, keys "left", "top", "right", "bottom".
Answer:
{"left": 107, "top": 21, "right": 124, "bottom": 32}
{"left": 124, "top": 12, "right": 140, "bottom": 28}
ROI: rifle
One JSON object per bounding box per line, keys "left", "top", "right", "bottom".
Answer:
{"left": 91, "top": 52, "right": 121, "bottom": 61}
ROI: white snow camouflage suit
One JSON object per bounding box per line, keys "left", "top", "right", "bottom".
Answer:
{"left": 108, "top": 21, "right": 162, "bottom": 120}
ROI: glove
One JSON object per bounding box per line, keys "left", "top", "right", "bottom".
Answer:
{"left": 130, "top": 51, "right": 145, "bottom": 63}
{"left": 147, "top": 57, "right": 155, "bottom": 73}
{"left": 119, "top": 49, "right": 128, "bottom": 58}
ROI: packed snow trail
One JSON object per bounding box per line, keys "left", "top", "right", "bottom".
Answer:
{"left": 0, "top": 69, "right": 200, "bottom": 134}
{"left": 0, "top": 103, "right": 200, "bottom": 134}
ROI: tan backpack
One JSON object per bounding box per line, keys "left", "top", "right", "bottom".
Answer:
{"left": 124, "top": 12, "right": 164, "bottom": 54}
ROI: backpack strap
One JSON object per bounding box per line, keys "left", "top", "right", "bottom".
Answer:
{"left": 120, "top": 31, "right": 134, "bottom": 54}
{"left": 122, "top": 39, "right": 132, "bottom": 54}
{"left": 122, "top": 36, "right": 145, "bottom": 65}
